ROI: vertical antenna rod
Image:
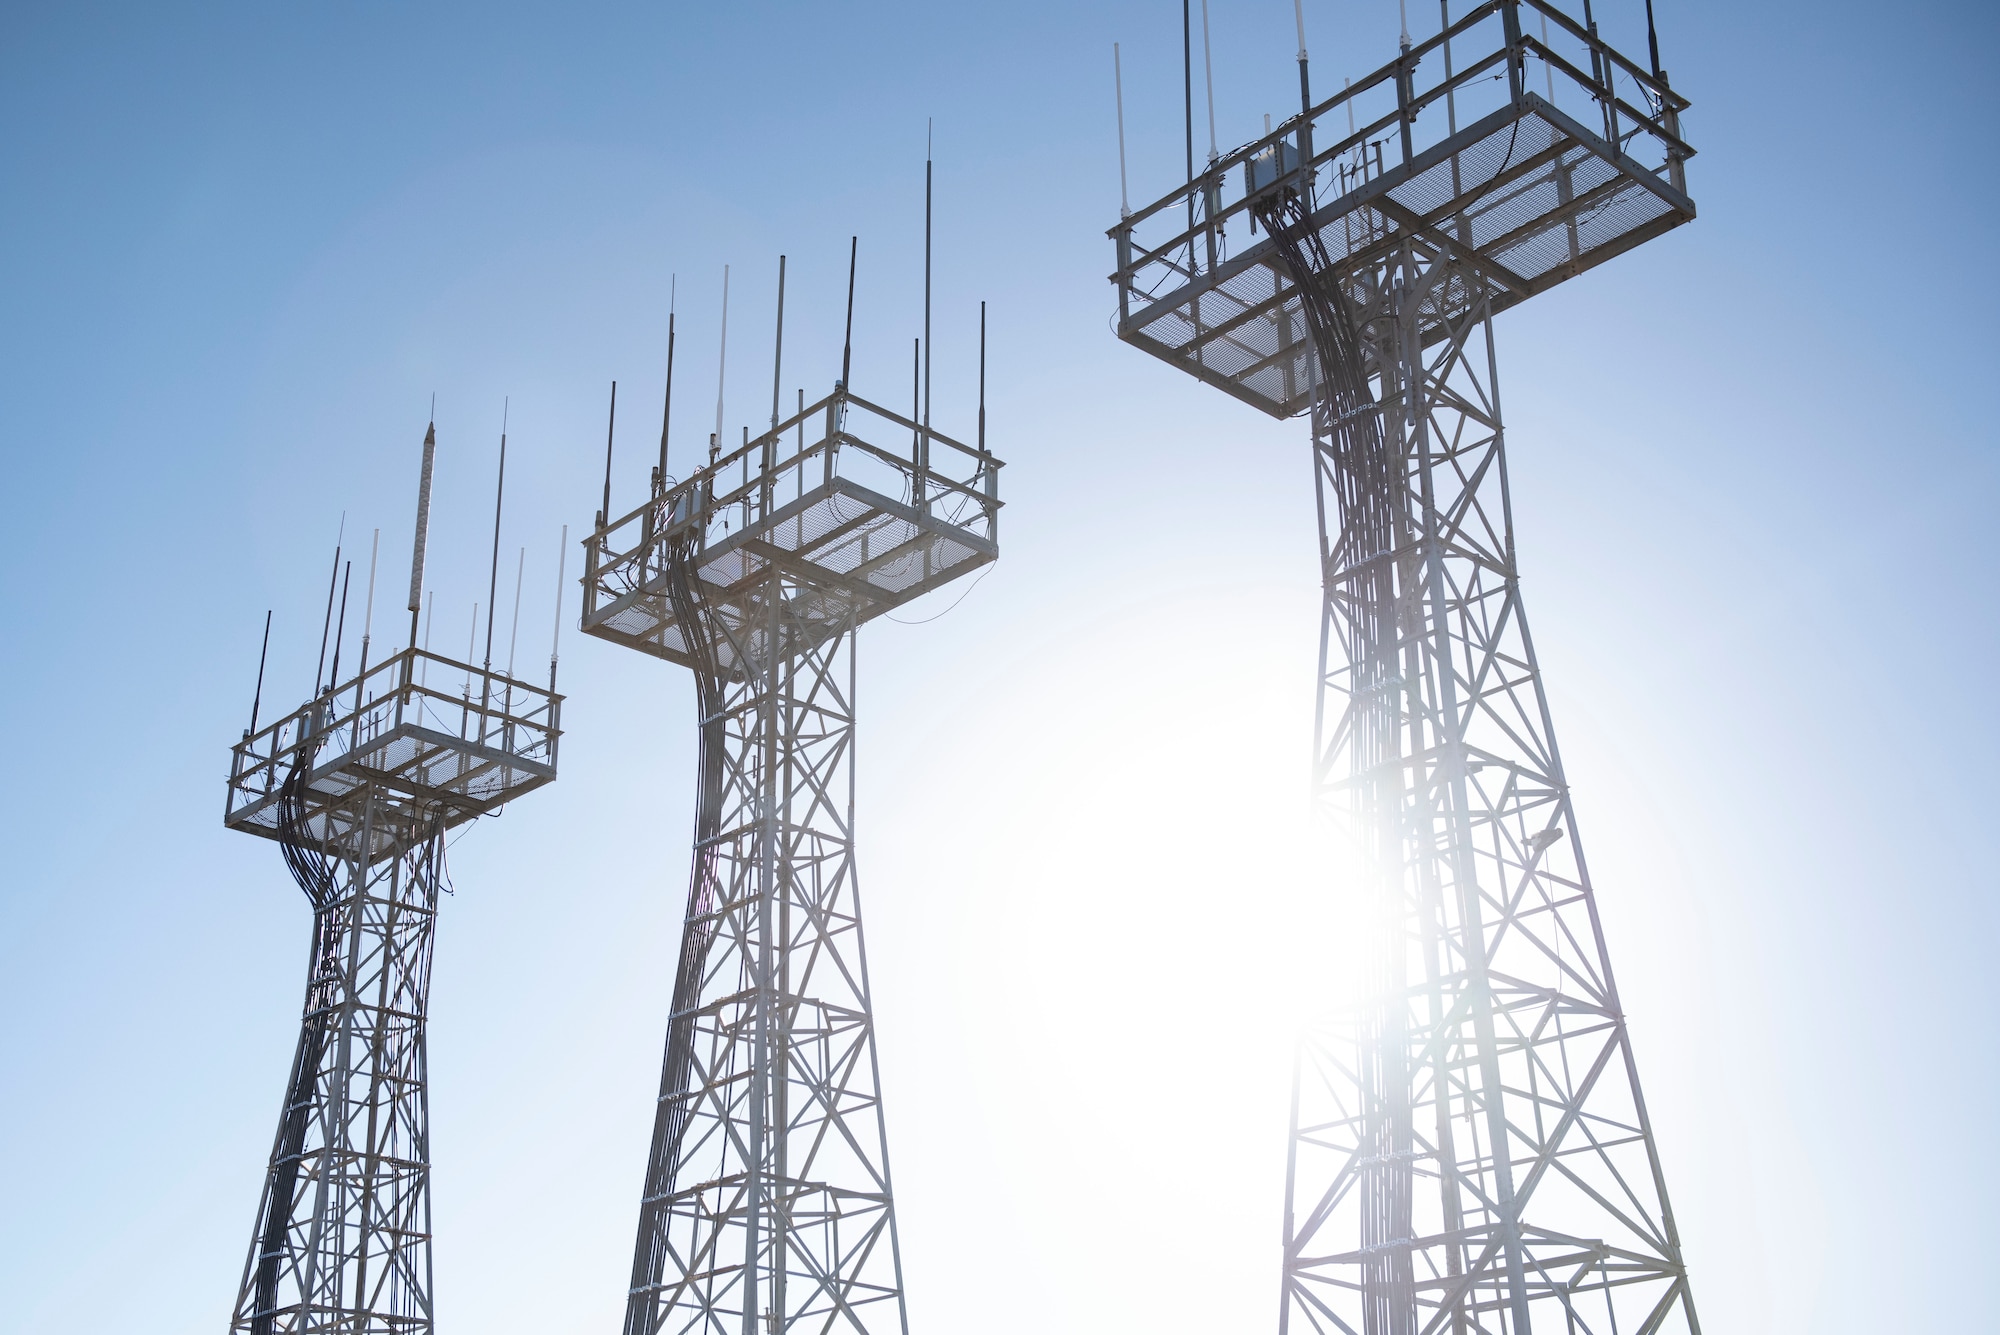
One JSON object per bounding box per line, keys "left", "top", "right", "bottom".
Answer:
{"left": 408, "top": 420, "right": 437, "bottom": 649}
{"left": 600, "top": 383, "right": 616, "bottom": 524}
{"left": 248, "top": 610, "right": 273, "bottom": 736}
{"left": 1114, "top": 44, "right": 1132, "bottom": 218}
{"left": 550, "top": 524, "right": 567, "bottom": 682}
{"left": 486, "top": 402, "right": 510, "bottom": 673}
{"left": 770, "top": 254, "right": 787, "bottom": 432}
{"left": 315, "top": 518, "right": 345, "bottom": 695}
{"left": 1296, "top": 0, "right": 1312, "bottom": 113}
{"left": 1200, "top": 0, "right": 1216, "bottom": 162}
{"left": 978, "top": 301, "right": 987, "bottom": 454}
{"left": 359, "top": 528, "right": 380, "bottom": 677}
{"left": 714, "top": 264, "right": 731, "bottom": 450}
{"left": 1183, "top": 0, "right": 1195, "bottom": 203}
{"left": 506, "top": 546, "right": 525, "bottom": 678}
{"left": 328, "top": 562, "right": 353, "bottom": 688}
{"left": 923, "top": 125, "right": 932, "bottom": 437}
{"left": 841, "top": 237, "right": 857, "bottom": 389}
{"left": 660, "top": 276, "right": 677, "bottom": 481}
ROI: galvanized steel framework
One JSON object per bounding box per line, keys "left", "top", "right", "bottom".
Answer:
{"left": 1110, "top": 3, "right": 1698, "bottom": 1332}
{"left": 223, "top": 645, "right": 562, "bottom": 1334}
{"left": 583, "top": 384, "right": 1001, "bottom": 1335}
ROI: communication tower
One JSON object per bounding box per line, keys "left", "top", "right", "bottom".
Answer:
{"left": 222, "top": 419, "right": 563, "bottom": 1334}
{"left": 583, "top": 223, "right": 1000, "bottom": 1335}
{"left": 1110, "top": 3, "right": 1698, "bottom": 1331}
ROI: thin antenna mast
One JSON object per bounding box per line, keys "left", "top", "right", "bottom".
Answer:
{"left": 1114, "top": 45, "right": 1132, "bottom": 218}
{"left": 770, "top": 254, "right": 786, "bottom": 432}
{"left": 1201, "top": 0, "right": 1219, "bottom": 163}
{"left": 659, "top": 276, "right": 677, "bottom": 482}
{"left": 506, "top": 546, "right": 525, "bottom": 678}
{"left": 1182, "top": 0, "right": 1197, "bottom": 266}
{"left": 248, "top": 610, "right": 273, "bottom": 736}
{"left": 923, "top": 124, "right": 932, "bottom": 445}
{"left": 315, "top": 516, "right": 345, "bottom": 695}
{"left": 1297, "top": 0, "right": 1312, "bottom": 112}
{"left": 1183, "top": 0, "right": 1194, "bottom": 187}
{"left": 408, "top": 421, "right": 437, "bottom": 649}
{"left": 486, "top": 402, "right": 510, "bottom": 677}
{"left": 328, "top": 562, "right": 353, "bottom": 688}
{"left": 978, "top": 301, "right": 987, "bottom": 454}
{"left": 841, "top": 237, "right": 857, "bottom": 389}
{"left": 714, "top": 264, "right": 730, "bottom": 452}
{"left": 359, "top": 528, "right": 379, "bottom": 677}
{"left": 550, "top": 524, "right": 568, "bottom": 685}
{"left": 600, "top": 383, "right": 616, "bottom": 524}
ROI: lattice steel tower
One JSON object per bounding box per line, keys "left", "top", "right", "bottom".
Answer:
{"left": 584, "top": 240, "right": 1000, "bottom": 1334}
{"left": 223, "top": 421, "right": 562, "bottom": 1334}
{"left": 1110, "top": 3, "right": 1697, "bottom": 1331}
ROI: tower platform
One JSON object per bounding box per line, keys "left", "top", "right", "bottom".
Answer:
{"left": 581, "top": 387, "right": 1001, "bottom": 676}
{"left": 1110, "top": 0, "right": 1694, "bottom": 418}
{"left": 224, "top": 645, "right": 561, "bottom": 858}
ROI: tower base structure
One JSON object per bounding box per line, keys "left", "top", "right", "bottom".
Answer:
{"left": 584, "top": 385, "right": 1000, "bottom": 1335}
{"left": 224, "top": 647, "right": 560, "bottom": 1334}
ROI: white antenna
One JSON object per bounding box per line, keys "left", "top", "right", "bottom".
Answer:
{"left": 1113, "top": 43, "right": 1132, "bottom": 219}
{"left": 1541, "top": 11, "right": 1555, "bottom": 100}
{"left": 1294, "top": 0, "right": 1307, "bottom": 60}
{"left": 1399, "top": 0, "right": 1410, "bottom": 50}
{"left": 505, "top": 546, "right": 525, "bottom": 678}
{"left": 360, "top": 527, "right": 379, "bottom": 673}
{"left": 1201, "top": 0, "right": 1218, "bottom": 163}
{"left": 714, "top": 264, "right": 731, "bottom": 449}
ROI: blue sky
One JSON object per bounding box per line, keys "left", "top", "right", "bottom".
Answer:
{"left": 2, "top": 1, "right": 1995, "bottom": 1331}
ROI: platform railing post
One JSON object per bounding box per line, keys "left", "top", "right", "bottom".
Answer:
{"left": 1115, "top": 229, "right": 1134, "bottom": 331}
{"left": 1663, "top": 78, "right": 1685, "bottom": 194}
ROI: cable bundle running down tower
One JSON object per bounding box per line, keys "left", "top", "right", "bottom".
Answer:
{"left": 222, "top": 419, "right": 564, "bottom": 1335}
{"left": 583, "top": 229, "right": 1001, "bottom": 1335}
{"left": 1110, "top": 3, "right": 1697, "bottom": 1332}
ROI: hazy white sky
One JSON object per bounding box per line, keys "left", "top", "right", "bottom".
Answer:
{"left": 2, "top": 2, "right": 1995, "bottom": 1332}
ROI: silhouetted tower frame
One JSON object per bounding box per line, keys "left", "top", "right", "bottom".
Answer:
{"left": 1109, "top": 4, "right": 1698, "bottom": 1332}
{"left": 222, "top": 424, "right": 562, "bottom": 1335}
{"left": 584, "top": 266, "right": 1001, "bottom": 1335}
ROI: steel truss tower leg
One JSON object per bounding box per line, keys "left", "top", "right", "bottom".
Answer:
{"left": 625, "top": 561, "right": 907, "bottom": 1335}
{"left": 232, "top": 792, "right": 442, "bottom": 1335}
{"left": 1257, "top": 194, "right": 1699, "bottom": 1335}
